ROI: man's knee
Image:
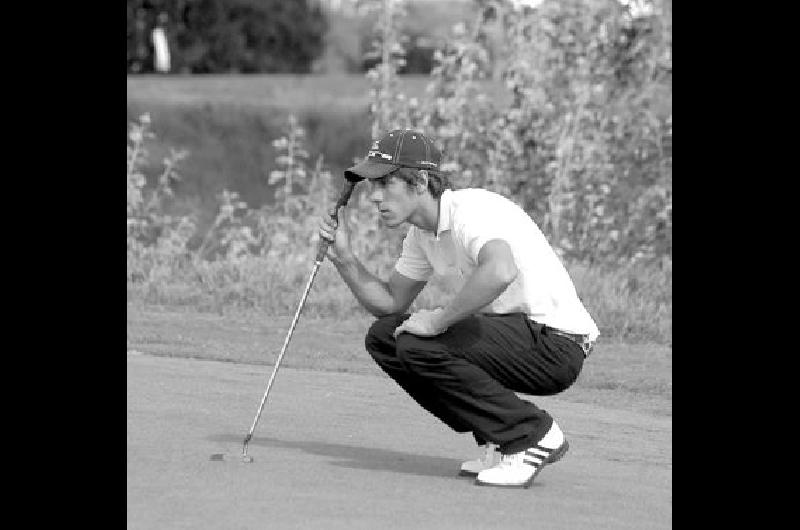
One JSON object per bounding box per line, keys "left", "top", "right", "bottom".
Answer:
{"left": 364, "top": 313, "right": 406, "bottom": 356}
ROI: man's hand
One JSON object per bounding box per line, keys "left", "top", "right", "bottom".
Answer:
{"left": 394, "top": 308, "right": 448, "bottom": 338}
{"left": 318, "top": 206, "right": 353, "bottom": 262}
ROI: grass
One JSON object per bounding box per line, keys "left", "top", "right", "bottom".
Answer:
{"left": 126, "top": 304, "right": 671, "bottom": 417}
{"left": 128, "top": 74, "right": 381, "bottom": 110}
{"left": 127, "top": 73, "right": 510, "bottom": 111}
{"left": 127, "top": 251, "right": 671, "bottom": 345}
{"left": 569, "top": 261, "right": 671, "bottom": 344}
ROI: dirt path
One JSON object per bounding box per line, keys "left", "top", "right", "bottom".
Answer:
{"left": 127, "top": 353, "right": 671, "bottom": 529}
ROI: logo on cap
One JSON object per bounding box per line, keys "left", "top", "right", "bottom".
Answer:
{"left": 368, "top": 150, "right": 393, "bottom": 161}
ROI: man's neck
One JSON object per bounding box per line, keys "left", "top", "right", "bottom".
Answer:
{"left": 407, "top": 193, "right": 440, "bottom": 233}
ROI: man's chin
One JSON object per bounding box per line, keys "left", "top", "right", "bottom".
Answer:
{"left": 380, "top": 216, "right": 404, "bottom": 229}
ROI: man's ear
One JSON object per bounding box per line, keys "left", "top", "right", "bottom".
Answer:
{"left": 417, "top": 170, "right": 429, "bottom": 193}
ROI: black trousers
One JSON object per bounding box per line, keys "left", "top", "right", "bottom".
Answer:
{"left": 364, "top": 312, "right": 585, "bottom": 454}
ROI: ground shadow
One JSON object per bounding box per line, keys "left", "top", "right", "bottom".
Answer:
{"left": 208, "top": 434, "right": 461, "bottom": 478}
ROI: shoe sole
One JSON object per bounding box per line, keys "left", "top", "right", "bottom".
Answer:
{"left": 474, "top": 466, "right": 543, "bottom": 489}
{"left": 472, "top": 440, "right": 570, "bottom": 488}
{"left": 458, "top": 440, "right": 569, "bottom": 478}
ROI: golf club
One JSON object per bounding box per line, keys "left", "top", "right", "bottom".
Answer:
{"left": 211, "top": 177, "right": 358, "bottom": 463}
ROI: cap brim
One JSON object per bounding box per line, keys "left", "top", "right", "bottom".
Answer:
{"left": 344, "top": 159, "right": 398, "bottom": 182}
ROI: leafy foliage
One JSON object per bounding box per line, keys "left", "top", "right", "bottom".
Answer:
{"left": 127, "top": 113, "right": 195, "bottom": 284}
{"left": 353, "top": 0, "right": 671, "bottom": 265}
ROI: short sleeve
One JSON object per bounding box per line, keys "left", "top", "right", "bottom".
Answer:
{"left": 452, "top": 202, "right": 508, "bottom": 262}
{"left": 394, "top": 228, "right": 434, "bottom": 281}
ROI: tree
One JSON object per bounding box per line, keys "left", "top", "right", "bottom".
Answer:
{"left": 126, "top": 0, "right": 329, "bottom": 74}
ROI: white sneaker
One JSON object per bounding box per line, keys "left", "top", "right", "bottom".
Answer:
{"left": 474, "top": 423, "right": 569, "bottom": 489}
{"left": 458, "top": 442, "right": 500, "bottom": 477}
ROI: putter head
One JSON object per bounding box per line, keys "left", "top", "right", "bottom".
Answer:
{"left": 241, "top": 433, "right": 254, "bottom": 463}
{"left": 209, "top": 453, "right": 252, "bottom": 462}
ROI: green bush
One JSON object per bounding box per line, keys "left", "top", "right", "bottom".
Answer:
{"left": 364, "top": 0, "right": 671, "bottom": 264}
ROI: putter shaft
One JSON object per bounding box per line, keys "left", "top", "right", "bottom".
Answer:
{"left": 241, "top": 259, "right": 324, "bottom": 452}
{"left": 240, "top": 179, "right": 356, "bottom": 457}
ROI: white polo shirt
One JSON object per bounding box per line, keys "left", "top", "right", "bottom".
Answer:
{"left": 395, "top": 188, "right": 600, "bottom": 341}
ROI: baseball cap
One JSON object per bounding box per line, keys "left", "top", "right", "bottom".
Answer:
{"left": 345, "top": 129, "right": 442, "bottom": 182}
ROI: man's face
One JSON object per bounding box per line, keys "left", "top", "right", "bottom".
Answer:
{"left": 366, "top": 172, "right": 416, "bottom": 228}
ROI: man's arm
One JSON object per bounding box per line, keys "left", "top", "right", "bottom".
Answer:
{"left": 319, "top": 205, "right": 426, "bottom": 317}
{"left": 330, "top": 255, "right": 427, "bottom": 317}
{"left": 435, "top": 239, "right": 518, "bottom": 328}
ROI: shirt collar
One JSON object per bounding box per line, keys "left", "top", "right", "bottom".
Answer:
{"left": 434, "top": 188, "right": 454, "bottom": 239}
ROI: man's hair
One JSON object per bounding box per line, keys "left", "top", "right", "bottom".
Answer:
{"left": 392, "top": 167, "right": 451, "bottom": 198}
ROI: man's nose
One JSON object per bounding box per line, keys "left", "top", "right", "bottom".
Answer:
{"left": 368, "top": 186, "right": 383, "bottom": 203}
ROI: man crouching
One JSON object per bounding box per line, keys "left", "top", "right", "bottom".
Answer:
{"left": 318, "top": 129, "right": 599, "bottom": 489}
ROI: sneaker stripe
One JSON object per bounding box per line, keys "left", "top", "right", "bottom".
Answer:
{"left": 523, "top": 456, "right": 543, "bottom": 466}
{"left": 522, "top": 449, "right": 544, "bottom": 464}
{"left": 528, "top": 447, "right": 550, "bottom": 458}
